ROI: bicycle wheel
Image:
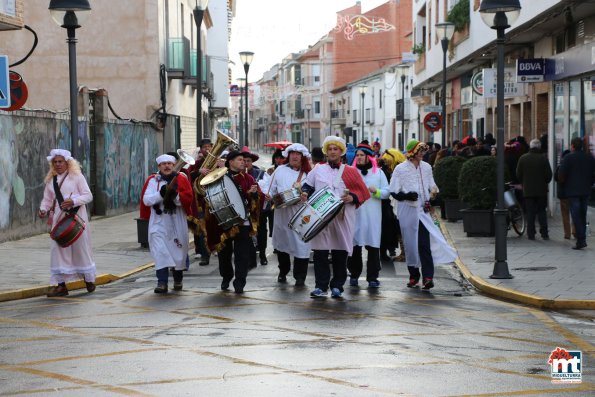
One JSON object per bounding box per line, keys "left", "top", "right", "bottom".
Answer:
{"left": 510, "top": 206, "right": 525, "bottom": 236}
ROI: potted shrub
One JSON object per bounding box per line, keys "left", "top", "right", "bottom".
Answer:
{"left": 458, "top": 156, "right": 498, "bottom": 237}
{"left": 433, "top": 156, "right": 466, "bottom": 221}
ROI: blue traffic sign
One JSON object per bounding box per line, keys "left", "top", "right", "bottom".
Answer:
{"left": 0, "top": 55, "right": 10, "bottom": 108}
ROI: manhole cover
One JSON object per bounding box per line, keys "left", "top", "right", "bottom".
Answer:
{"left": 512, "top": 266, "right": 557, "bottom": 271}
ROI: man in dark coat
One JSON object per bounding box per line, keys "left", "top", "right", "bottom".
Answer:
{"left": 557, "top": 137, "right": 595, "bottom": 250}
{"left": 516, "top": 139, "right": 552, "bottom": 240}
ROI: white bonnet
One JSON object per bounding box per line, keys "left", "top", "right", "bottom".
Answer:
{"left": 47, "top": 149, "right": 73, "bottom": 162}
{"left": 282, "top": 143, "right": 311, "bottom": 158}
{"left": 156, "top": 154, "right": 176, "bottom": 164}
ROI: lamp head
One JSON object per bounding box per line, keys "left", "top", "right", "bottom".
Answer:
{"left": 435, "top": 22, "right": 455, "bottom": 41}
{"left": 479, "top": 0, "right": 521, "bottom": 29}
{"left": 237, "top": 78, "right": 246, "bottom": 88}
{"left": 239, "top": 51, "right": 255, "bottom": 66}
{"left": 359, "top": 85, "right": 367, "bottom": 95}
{"left": 49, "top": 0, "right": 91, "bottom": 28}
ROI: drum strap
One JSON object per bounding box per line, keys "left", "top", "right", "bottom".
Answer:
{"left": 52, "top": 173, "right": 80, "bottom": 215}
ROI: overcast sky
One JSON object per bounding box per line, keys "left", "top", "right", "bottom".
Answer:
{"left": 229, "top": 0, "right": 388, "bottom": 82}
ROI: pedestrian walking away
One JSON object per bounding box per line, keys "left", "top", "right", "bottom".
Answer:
{"left": 39, "top": 149, "right": 96, "bottom": 297}
{"left": 516, "top": 139, "right": 552, "bottom": 240}
{"left": 348, "top": 141, "right": 390, "bottom": 288}
{"left": 142, "top": 154, "right": 193, "bottom": 293}
{"left": 266, "top": 143, "right": 312, "bottom": 287}
{"left": 301, "top": 136, "right": 370, "bottom": 299}
{"left": 390, "top": 140, "right": 458, "bottom": 290}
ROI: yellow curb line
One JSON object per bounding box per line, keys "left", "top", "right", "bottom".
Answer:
{"left": 439, "top": 220, "right": 595, "bottom": 310}
{"left": 0, "top": 262, "right": 155, "bottom": 303}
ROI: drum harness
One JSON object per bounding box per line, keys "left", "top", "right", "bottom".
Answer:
{"left": 51, "top": 172, "right": 81, "bottom": 219}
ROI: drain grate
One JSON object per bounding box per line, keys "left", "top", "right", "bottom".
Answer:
{"left": 512, "top": 266, "right": 557, "bottom": 271}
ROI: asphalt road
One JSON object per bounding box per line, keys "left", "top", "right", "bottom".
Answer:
{"left": 0, "top": 259, "right": 593, "bottom": 396}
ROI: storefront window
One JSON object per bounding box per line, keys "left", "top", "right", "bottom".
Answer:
{"left": 584, "top": 79, "right": 595, "bottom": 157}
{"left": 553, "top": 82, "right": 568, "bottom": 163}
{"left": 569, "top": 80, "right": 582, "bottom": 141}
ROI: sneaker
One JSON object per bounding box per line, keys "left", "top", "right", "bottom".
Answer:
{"left": 422, "top": 278, "right": 434, "bottom": 290}
{"left": 85, "top": 282, "right": 96, "bottom": 293}
{"left": 310, "top": 288, "right": 328, "bottom": 298}
{"left": 349, "top": 277, "right": 358, "bottom": 287}
{"left": 154, "top": 283, "right": 168, "bottom": 294}
{"left": 47, "top": 285, "right": 68, "bottom": 297}
{"left": 173, "top": 281, "right": 183, "bottom": 291}
{"left": 406, "top": 278, "right": 420, "bottom": 288}
{"left": 331, "top": 288, "right": 342, "bottom": 298}
{"left": 368, "top": 280, "right": 380, "bottom": 288}
{"left": 277, "top": 274, "right": 287, "bottom": 283}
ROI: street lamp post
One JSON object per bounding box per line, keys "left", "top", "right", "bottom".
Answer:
{"left": 305, "top": 103, "right": 312, "bottom": 148}
{"left": 329, "top": 100, "right": 333, "bottom": 136}
{"left": 435, "top": 21, "right": 455, "bottom": 149}
{"left": 358, "top": 85, "right": 367, "bottom": 144}
{"left": 397, "top": 64, "right": 410, "bottom": 151}
{"left": 193, "top": 0, "right": 209, "bottom": 146}
{"left": 480, "top": 0, "right": 521, "bottom": 279}
{"left": 239, "top": 51, "right": 254, "bottom": 147}
{"left": 237, "top": 78, "right": 245, "bottom": 143}
{"left": 49, "top": 0, "right": 91, "bottom": 159}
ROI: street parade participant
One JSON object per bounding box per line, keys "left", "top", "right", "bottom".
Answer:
{"left": 39, "top": 149, "right": 96, "bottom": 297}
{"left": 267, "top": 143, "right": 312, "bottom": 286}
{"left": 379, "top": 148, "right": 406, "bottom": 262}
{"left": 301, "top": 136, "right": 370, "bottom": 298}
{"left": 142, "top": 154, "right": 193, "bottom": 293}
{"left": 189, "top": 138, "right": 213, "bottom": 266}
{"left": 390, "top": 140, "right": 457, "bottom": 290}
{"left": 205, "top": 150, "right": 263, "bottom": 293}
{"left": 348, "top": 142, "right": 390, "bottom": 288}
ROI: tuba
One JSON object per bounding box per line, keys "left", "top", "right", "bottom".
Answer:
{"left": 193, "top": 130, "right": 238, "bottom": 195}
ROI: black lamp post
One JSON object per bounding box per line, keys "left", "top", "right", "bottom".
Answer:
{"left": 237, "top": 78, "right": 245, "bottom": 142}
{"left": 49, "top": 0, "right": 91, "bottom": 159}
{"left": 193, "top": 0, "right": 209, "bottom": 146}
{"left": 480, "top": 0, "right": 521, "bottom": 279}
{"left": 239, "top": 51, "right": 254, "bottom": 147}
{"left": 397, "top": 64, "right": 410, "bottom": 151}
{"left": 305, "top": 103, "right": 312, "bottom": 148}
{"left": 329, "top": 100, "right": 333, "bottom": 136}
{"left": 435, "top": 21, "right": 455, "bottom": 149}
{"left": 358, "top": 85, "right": 367, "bottom": 144}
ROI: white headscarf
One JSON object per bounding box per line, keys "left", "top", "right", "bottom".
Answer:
{"left": 282, "top": 143, "right": 311, "bottom": 158}
{"left": 46, "top": 149, "right": 73, "bottom": 162}
{"left": 156, "top": 154, "right": 176, "bottom": 164}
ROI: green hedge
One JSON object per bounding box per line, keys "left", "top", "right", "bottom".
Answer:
{"left": 458, "top": 156, "right": 498, "bottom": 210}
{"left": 433, "top": 156, "right": 466, "bottom": 199}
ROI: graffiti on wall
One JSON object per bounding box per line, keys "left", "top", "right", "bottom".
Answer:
{"left": 100, "top": 123, "right": 160, "bottom": 210}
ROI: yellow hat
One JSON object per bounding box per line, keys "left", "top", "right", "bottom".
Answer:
{"left": 322, "top": 136, "right": 347, "bottom": 156}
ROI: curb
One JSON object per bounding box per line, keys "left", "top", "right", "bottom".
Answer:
{"left": 439, "top": 220, "right": 595, "bottom": 310}
{"left": 0, "top": 262, "right": 154, "bottom": 303}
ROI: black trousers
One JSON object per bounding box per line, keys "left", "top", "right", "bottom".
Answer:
{"left": 524, "top": 196, "right": 548, "bottom": 238}
{"left": 313, "top": 250, "right": 348, "bottom": 292}
{"left": 277, "top": 251, "right": 308, "bottom": 281}
{"left": 218, "top": 226, "right": 252, "bottom": 290}
{"left": 408, "top": 221, "right": 434, "bottom": 280}
{"left": 257, "top": 210, "right": 271, "bottom": 257}
{"left": 347, "top": 245, "right": 380, "bottom": 282}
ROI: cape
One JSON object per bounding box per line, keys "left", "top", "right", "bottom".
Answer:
{"left": 139, "top": 173, "right": 193, "bottom": 219}
{"left": 341, "top": 165, "right": 371, "bottom": 208}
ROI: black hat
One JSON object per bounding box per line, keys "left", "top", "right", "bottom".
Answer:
{"left": 224, "top": 150, "right": 243, "bottom": 167}
{"left": 199, "top": 138, "right": 212, "bottom": 147}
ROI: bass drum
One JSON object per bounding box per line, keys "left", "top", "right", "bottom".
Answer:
{"left": 288, "top": 187, "right": 344, "bottom": 242}
{"left": 204, "top": 171, "right": 246, "bottom": 230}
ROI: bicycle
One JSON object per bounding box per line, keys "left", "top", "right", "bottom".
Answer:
{"left": 504, "top": 183, "right": 526, "bottom": 236}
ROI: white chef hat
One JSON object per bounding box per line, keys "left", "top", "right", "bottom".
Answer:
{"left": 156, "top": 154, "right": 176, "bottom": 164}
{"left": 46, "top": 149, "right": 73, "bottom": 162}
{"left": 282, "top": 143, "right": 311, "bottom": 158}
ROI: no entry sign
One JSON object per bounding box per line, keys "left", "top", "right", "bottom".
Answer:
{"left": 423, "top": 112, "right": 442, "bottom": 132}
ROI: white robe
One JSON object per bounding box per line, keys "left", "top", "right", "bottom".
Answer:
{"left": 353, "top": 168, "right": 389, "bottom": 248}
{"left": 304, "top": 164, "right": 356, "bottom": 255}
{"left": 269, "top": 165, "right": 311, "bottom": 259}
{"left": 390, "top": 160, "right": 458, "bottom": 267}
{"left": 143, "top": 175, "right": 189, "bottom": 271}
{"left": 40, "top": 172, "right": 96, "bottom": 284}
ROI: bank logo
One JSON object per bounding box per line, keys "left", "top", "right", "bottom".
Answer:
{"left": 549, "top": 347, "right": 582, "bottom": 383}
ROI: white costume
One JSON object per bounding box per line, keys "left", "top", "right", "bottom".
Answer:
{"left": 40, "top": 171, "right": 96, "bottom": 284}
{"left": 353, "top": 167, "right": 389, "bottom": 247}
{"left": 143, "top": 174, "right": 189, "bottom": 271}
{"left": 269, "top": 164, "right": 311, "bottom": 258}
{"left": 390, "top": 160, "right": 457, "bottom": 267}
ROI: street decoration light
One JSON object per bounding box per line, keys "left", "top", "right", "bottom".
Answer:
{"left": 396, "top": 63, "right": 410, "bottom": 151}
{"left": 305, "top": 103, "right": 312, "bottom": 148}
{"left": 193, "top": 0, "right": 209, "bottom": 146}
{"left": 435, "top": 21, "right": 455, "bottom": 149}
{"left": 480, "top": 0, "right": 521, "bottom": 279}
{"left": 358, "top": 85, "right": 367, "bottom": 144}
{"left": 49, "top": 0, "right": 91, "bottom": 159}
{"left": 239, "top": 51, "right": 254, "bottom": 147}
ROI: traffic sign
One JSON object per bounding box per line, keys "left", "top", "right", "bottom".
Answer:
{"left": 0, "top": 56, "right": 10, "bottom": 109}
{"left": 424, "top": 105, "right": 442, "bottom": 113}
{"left": 423, "top": 112, "right": 442, "bottom": 132}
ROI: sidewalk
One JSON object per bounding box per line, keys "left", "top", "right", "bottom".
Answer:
{"left": 441, "top": 209, "right": 595, "bottom": 310}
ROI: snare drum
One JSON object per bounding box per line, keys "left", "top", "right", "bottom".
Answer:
{"left": 50, "top": 213, "right": 86, "bottom": 248}
{"left": 272, "top": 187, "right": 301, "bottom": 209}
{"left": 288, "top": 187, "right": 344, "bottom": 242}
{"left": 204, "top": 173, "right": 247, "bottom": 230}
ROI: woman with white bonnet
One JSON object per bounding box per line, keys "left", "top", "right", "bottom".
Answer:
{"left": 39, "top": 149, "right": 96, "bottom": 297}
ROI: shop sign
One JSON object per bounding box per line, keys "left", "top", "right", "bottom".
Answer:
{"left": 471, "top": 71, "right": 483, "bottom": 95}
{"left": 516, "top": 59, "right": 545, "bottom": 82}
{"left": 483, "top": 68, "right": 525, "bottom": 98}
